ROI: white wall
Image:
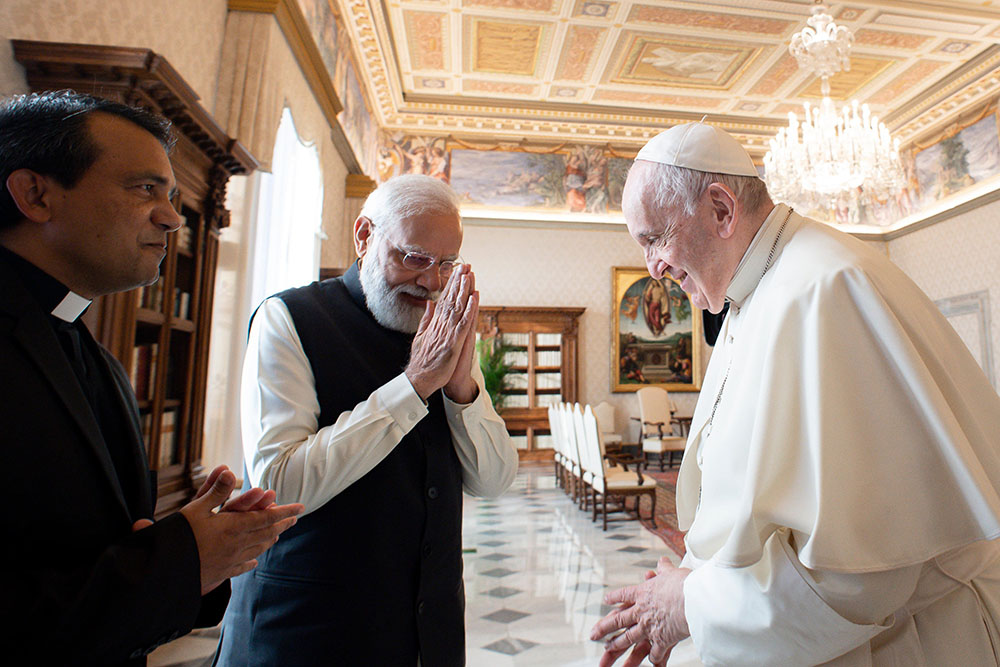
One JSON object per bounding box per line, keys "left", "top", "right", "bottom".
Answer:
{"left": 888, "top": 198, "right": 1000, "bottom": 386}
{"left": 0, "top": 0, "right": 228, "bottom": 111}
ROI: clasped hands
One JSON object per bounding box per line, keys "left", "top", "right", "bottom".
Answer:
{"left": 590, "top": 557, "right": 692, "bottom": 667}
{"left": 405, "top": 263, "right": 480, "bottom": 404}
{"left": 133, "top": 465, "right": 303, "bottom": 595}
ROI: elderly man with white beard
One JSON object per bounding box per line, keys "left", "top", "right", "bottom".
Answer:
{"left": 216, "top": 174, "right": 518, "bottom": 667}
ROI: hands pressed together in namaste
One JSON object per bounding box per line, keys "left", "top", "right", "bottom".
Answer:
{"left": 405, "top": 263, "right": 480, "bottom": 405}
{"left": 590, "top": 557, "right": 692, "bottom": 667}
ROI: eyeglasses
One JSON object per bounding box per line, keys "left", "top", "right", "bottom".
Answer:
{"left": 374, "top": 227, "right": 463, "bottom": 277}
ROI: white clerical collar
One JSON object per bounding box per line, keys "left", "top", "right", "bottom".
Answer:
{"left": 726, "top": 203, "right": 792, "bottom": 306}
{"left": 51, "top": 291, "right": 92, "bottom": 323}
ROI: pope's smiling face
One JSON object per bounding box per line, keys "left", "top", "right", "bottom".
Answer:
{"left": 623, "top": 161, "right": 730, "bottom": 314}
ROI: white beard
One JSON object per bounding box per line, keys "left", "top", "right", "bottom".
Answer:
{"left": 359, "top": 252, "right": 438, "bottom": 333}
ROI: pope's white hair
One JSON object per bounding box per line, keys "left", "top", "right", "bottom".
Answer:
{"left": 629, "top": 161, "right": 772, "bottom": 218}
{"left": 360, "top": 173, "right": 461, "bottom": 233}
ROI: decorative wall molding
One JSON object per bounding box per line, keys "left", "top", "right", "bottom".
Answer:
{"left": 936, "top": 289, "right": 995, "bottom": 387}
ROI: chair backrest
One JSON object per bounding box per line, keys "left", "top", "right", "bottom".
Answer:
{"left": 582, "top": 405, "right": 608, "bottom": 477}
{"left": 636, "top": 386, "right": 677, "bottom": 435}
{"left": 560, "top": 403, "right": 582, "bottom": 470}
{"left": 547, "top": 404, "right": 563, "bottom": 458}
{"left": 593, "top": 401, "right": 616, "bottom": 435}
{"left": 571, "top": 403, "right": 593, "bottom": 475}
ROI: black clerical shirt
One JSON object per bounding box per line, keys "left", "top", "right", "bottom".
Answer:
{"left": 0, "top": 246, "right": 141, "bottom": 512}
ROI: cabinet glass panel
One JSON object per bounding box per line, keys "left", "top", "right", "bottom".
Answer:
{"left": 536, "top": 394, "right": 563, "bottom": 407}
{"left": 501, "top": 332, "right": 529, "bottom": 346}
{"left": 536, "top": 333, "right": 561, "bottom": 346}
{"left": 509, "top": 434, "right": 529, "bottom": 450}
{"left": 535, "top": 349, "right": 562, "bottom": 366}
{"left": 504, "top": 349, "right": 529, "bottom": 367}
{"left": 506, "top": 371, "right": 529, "bottom": 390}
{"left": 504, "top": 394, "right": 530, "bottom": 408}
{"left": 535, "top": 372, "right": 561, "bottom": 390}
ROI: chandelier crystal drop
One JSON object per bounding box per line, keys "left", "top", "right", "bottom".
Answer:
{"left": 764, "top": 3, "right": 905, "bottom": 221}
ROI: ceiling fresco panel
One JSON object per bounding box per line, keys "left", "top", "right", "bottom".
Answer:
{"left": 609, "top": 32, "right": 761, "bottom": 90}
{"left": 571, "top": 0, "right": 618, "bottom": 20}
{"left": 747, "top": 52, "right": 799, "bottom": 97}
{"left": 868, "top": 59, "right": 950, "bottom": 106}
{"left": 593, "top": 89, "right": 724, "bottom": 109}
{"left": 464, "top": 80, "right": 538, "bottom": 95}
{"left": 853, "top": 29, "right": 932, "bottom": 50}
{"left": 555, "top": 24, "right": 606, "bottom": 81}
{"left": 873, "top": 12, "right": 983, "bottom": 34}
{"left": 404, "top": 10, "right": 448, "bottom": 71}
{"left": 467, "top": 17, "right": 547, "bottom": 76}
{"left": 795, "top": 56, "right": 895, "bottom": 100}
{"left": 463, "top": 0, "right": 558, "bottom": 12}
{"left": 626, "top": 4, "right": 793, "bottom": 36}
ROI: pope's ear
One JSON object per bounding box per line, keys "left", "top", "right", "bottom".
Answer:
{"left": 353, "top": 216, "right": 373, "bottom": 259}
{"left": 5, "top": 169, "right": 54, "bottom": 224}
{"left": 706, "top": 182, "right": 738, "bottom": 239}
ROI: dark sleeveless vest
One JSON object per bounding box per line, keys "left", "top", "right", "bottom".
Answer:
{"left": 219, "top": 262, "right": 465, "bottom": 667}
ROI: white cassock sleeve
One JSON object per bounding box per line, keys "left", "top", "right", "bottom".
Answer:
{"left": 683, "top": 530, "right": 922, "bottom": 666}
{"left": 241, "top": 297, "right": 516, "bottom": 514}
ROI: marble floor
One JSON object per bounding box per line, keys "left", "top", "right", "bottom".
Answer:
{"left": 151, "top": 463, "right": 701, "bottom": 666}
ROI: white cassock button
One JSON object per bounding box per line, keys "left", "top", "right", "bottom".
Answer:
{"left": 728, "top": 335, "right": 734, "bottom": 344}
{"left": 407, "top": 412, "right": 417, "bottom": 422}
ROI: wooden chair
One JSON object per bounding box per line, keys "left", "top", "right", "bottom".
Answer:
{"left": 593, "top": 401, "right": 623, "bottom": 455}
{"left": 580, "top": 405, "right": 657, "bottom": 530}
{"left": 634, "top": 386, "right": 687, "bottom": 470}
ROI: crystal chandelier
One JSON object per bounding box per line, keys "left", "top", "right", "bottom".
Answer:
{"left": 764, "top": 2, "right": 905, "bottom": 220}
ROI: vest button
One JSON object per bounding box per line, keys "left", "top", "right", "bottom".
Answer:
{"left": 417, "top": 601, "right": 426, "bottom": 614}
{"left": 427, "top": 486, "right": 439, "bottom": 499}
{"left": 423, "top": 543, "right": 432, "bottom": 556}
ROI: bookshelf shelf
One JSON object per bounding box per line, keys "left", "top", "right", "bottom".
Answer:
{"left": 477, "top": 306, "right": 584, "bottom": 457}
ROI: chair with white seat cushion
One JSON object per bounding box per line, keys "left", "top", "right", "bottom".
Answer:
{"left": 593, "top": 401, "right": 623, "bottom": 454}
{"left": 581, "top": 405, "right": 657, "bottom": 530}
{"left": 635, "top": 386, "right": 687, "bottom": 470}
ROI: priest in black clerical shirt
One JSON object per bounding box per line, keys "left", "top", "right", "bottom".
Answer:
{"left": 0, "top": 90, "right": 302, "bottom": 666}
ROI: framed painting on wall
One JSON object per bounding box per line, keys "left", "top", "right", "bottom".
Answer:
{"left": 612, "top": 267, "right": 702, "bottom": 392}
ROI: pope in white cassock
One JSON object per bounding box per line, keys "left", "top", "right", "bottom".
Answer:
{"left": 590, "top": 122, "right": 1000, "bottom": 667}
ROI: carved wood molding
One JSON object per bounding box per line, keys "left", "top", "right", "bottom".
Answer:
{"left": 345, "top": 173, "right": 377, "bottom": 198}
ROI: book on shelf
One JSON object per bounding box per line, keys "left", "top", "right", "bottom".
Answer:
{"left": 129, "top": 343, "right": 159, "bottom": 401}
{"left": 172, "top": 288, "right": 191, "bottom": 320}
{"left": 176, "top": 225, "right": 194, "bottom": 254}
{"left": 140, "top": 413, "right": 153, "bottom": 449}
{"left": 158, "top": 410, "right": 176, "bottom": 469}
{"left": 140, "top": 281, "right": 164, "bottom": 311}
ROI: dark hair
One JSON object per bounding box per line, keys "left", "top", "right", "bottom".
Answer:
{"left": 0, "top": 90, "right": 175, "bottom": 229}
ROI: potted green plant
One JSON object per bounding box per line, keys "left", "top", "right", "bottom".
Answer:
{"left": 476, "top": 336, "right": 512, "bottom": 411}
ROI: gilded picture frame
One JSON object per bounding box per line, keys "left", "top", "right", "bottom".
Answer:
{"left": 612, "top": 267, "right": 702, "bottom": 392}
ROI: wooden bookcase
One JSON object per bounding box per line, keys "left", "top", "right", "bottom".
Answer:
{"left": 477, "top": 307, "right": 584, "bottom": 458}
{"left": 13, "top": 40, "right": 258, "bottom": 517}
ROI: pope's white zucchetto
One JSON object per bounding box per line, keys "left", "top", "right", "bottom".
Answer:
{"left": 635, "top": 122, "right": 758, "bottom": 177}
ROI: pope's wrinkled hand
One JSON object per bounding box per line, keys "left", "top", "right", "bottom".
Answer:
{"left": 590, "top": 557, "right": 691, "bottom": 667}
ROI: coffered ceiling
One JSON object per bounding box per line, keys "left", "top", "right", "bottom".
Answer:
{"left": 335, "top": 0, "right": 1000, "bottom": 157}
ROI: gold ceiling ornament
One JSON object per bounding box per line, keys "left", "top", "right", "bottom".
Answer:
{"left": 764, "top": 1, "right": 905, "bottom": 223}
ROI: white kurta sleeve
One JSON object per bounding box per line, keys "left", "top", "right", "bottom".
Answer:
{"left": 241, "top": 297, "right": 428, "bottom": 514}
{"left": 684, "top": 530, "right": 921, "bottom": 666}
{"left": 442, "top": 361, "right": 518, "bottom": 498}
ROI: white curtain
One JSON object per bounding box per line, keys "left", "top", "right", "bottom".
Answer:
{"left": 203, "top": 107, "right": 324, "bottom": 475}
{"left": 249, "top": 107, "right": 325, "bottom": 310}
